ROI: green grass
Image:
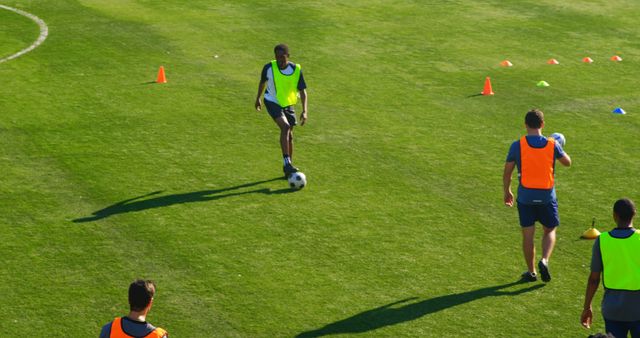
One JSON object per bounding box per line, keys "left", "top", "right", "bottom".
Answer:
{"left": 0, "top": 7, "right": 39, "bottom": 58}
{"left": 1, "top": 0, "right": 640, "bottom": 336}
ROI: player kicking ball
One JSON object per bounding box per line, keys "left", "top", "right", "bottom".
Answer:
{"left": 255, "top": 43, "right": 309, "bottom": 178}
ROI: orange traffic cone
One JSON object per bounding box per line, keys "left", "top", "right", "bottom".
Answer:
{"left": 500, "top": 60, "right": 513, "bottom": 67}
{"left": 156, "top": 66, "right": 167, "bottom": 83}
{"left": 547, "top": 58, "right": 559, "bottom": 65}
{"left": 481, "top": 77, "right": 494, "bottom": 96}
{"left": 611, "top": 55, "right": 622, "bottom": 62}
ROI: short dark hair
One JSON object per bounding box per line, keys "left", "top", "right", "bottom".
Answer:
{"left": 274, "top": 44, "right": 289, "bottom": 55}
{"left": 129, "top": 279, "right": 156, "bottom": 312}
{"left": 614, "top": 198, "right": 636, "bottom": 225}
{"left": 525, "top": 109, "right": 544, "bottom": 129}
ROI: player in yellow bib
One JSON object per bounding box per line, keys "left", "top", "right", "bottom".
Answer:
{"left": 582, "top": 199, "right": 640, "bottom": 337}
{"left": 255, "top": 44, "right": 308, "bottom": 178}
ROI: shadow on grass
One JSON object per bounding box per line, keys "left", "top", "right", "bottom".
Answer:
{"left": 73, "top": 177, "right": 289, "bottom": 223}
{"left": 296, "top": 280, "right": 544, "bottom": 337}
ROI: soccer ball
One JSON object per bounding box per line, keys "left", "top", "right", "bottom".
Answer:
{"left": 551, "top": 132, "right": 566, "bottom": 147}
{"left": 288, "top": 172, "right": 306, "bottom": 189}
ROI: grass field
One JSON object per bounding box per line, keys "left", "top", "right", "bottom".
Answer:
{"left": 1, "top": 1, "right": 640, "bottom": 337}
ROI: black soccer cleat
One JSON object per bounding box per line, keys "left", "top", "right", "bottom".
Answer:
{"left": 283, "top": 164, "right": 299, "bottom": 178}
{"left": 521, "top": 271, "right": 537, "bottom": 282}
{"left": 538, "top": 260, "right": 551, "bottom": 282}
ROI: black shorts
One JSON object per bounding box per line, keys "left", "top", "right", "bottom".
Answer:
{"left": 264, "top": 99, "right": 297, "bottom": 126}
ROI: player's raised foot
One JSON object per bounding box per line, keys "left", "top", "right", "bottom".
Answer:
{"left": 538, "top": 260, "right": 551, "bottom": 282}
{"left": 521, "top": 271, "right": 537, "bottom": 282}
{"left": 283, "top": 164, "right": 299, "bottom": 178}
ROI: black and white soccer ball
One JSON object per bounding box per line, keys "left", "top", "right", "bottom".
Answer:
{"left": 288, "top": 172, "right": 306, "bottom": 190}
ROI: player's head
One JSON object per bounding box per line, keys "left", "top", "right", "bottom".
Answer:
{"left": 274, "top": 44, "right": 290, "bottom": 65}
{"left": 525, "top": 109, "right": 544, "bottom": 129}
{"left": 613, "top": 198, "right": 636, "bottom": 226}
{"left": 274, "top": 43, "right": 289, "bottom": 56}
{"left": 129, "top": 279, "right": 156, "bottom": 312}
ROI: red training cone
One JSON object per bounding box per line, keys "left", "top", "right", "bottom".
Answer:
{"left": 547, "top": 58, "right": 559, "bottom": 65}
{"left": 611, "top": 55, "right": 622, "bottom": 62}
{"left": 481, "top": 77, "right": 494, "bottom": 96}
{"left": 500, "top": 60, "right": 513, "bottom": 67}
{"left": 582, "top": 57, "right": 594, "bottom": 63}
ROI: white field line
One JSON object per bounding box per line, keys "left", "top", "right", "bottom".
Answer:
{"left": 0, "top": 4, "right": 48, "bottom": 64}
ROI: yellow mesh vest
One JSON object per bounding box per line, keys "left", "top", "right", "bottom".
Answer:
{"left": 600, "top": 231, "right": 640, "bottom": 291}
{"left": 271, "top": 60, "right": 301, "bottom": 107}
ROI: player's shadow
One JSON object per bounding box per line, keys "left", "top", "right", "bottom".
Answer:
{"left": 295, "top": 280, "right": 544, "bottom": 337}
{"left": 73, "top": 177, "right": 289, "bottom": 223}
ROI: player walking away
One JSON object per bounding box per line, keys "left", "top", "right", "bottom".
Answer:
{"left": 582, "top": 199, "right": 640, "bottom": 338}
{"left": 99, "top": 279, "right": 168, "bottom": 338}
{"left": 255, "top": 43, "right": 308, "bottom": 178}
{"left": 503, "top": 109, "right": 572, "bottom": 282}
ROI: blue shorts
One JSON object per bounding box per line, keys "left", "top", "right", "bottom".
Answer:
{"left": 517, "top": 200, "right": 559, "bottom": 228}
{"left": 264, "top": 99, "right": 297, "bottom": 126}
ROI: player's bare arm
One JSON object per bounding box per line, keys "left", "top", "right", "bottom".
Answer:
{"left": 581, "top": 271, "right": 600, "bottom": 329}
{"left": 503, "top": 161, "right": 516, "bottom": 207}
{"left": 255, "top": 80, "right": 266, "bottom": 111}
{"left": 300, "top": 89, "right": 308, "bottom": 125}
{"left": 559, "top": 153, "right": 571, "bottom": 167}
